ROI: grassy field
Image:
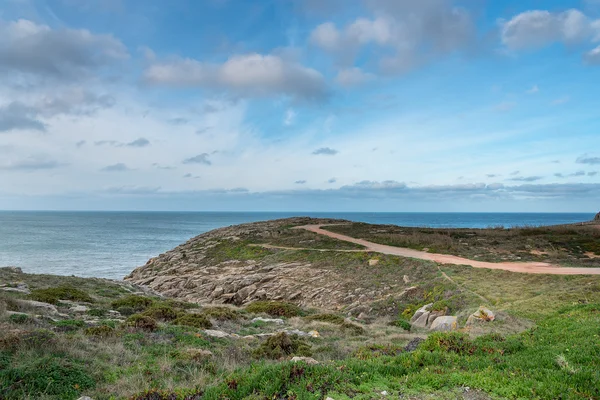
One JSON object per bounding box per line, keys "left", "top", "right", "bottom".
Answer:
{"left": 324, "top": 222, "right": 600, "bottom": 267}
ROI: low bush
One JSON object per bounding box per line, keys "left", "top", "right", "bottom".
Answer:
{"left": 54, "top": 319, "right": 86, "bottom": 332}
{"left": 245, "top": 301, "right": 302, "bottom": 318}
{"left": 8, "top": 313, "right": 30, "bottom": 324}
{"left": 87, "top": 308, "right": 107, "bottom": 317}
{"left": 304, "top": 313, "right": 344, "bottom": 324}
{"left": 390, "top": 318, "right": 411, "bottom": 331}
{"left": 126, "top": 314, "right": 158, "bottom": 331}
{"left": 340, "top": 321, "right": 365, "bottom": 335}
{"left": 130, "top": 388, "right": 203, "bottom": 400}
{"left": 253, "top": 332, "right": 312, "bottom": 359}
{"left": 116, "top": 305, "right": 135, "bottom": 316}
{"left": 143, "top": 304, "right": 181, "bottom": 321}
{"left": 85, "top": 325, "right": 116, "bottom": 337}
{"left": 29, "top": 285, "right": 93, "bottom": 305}
{"left": 202, "top": 306, "right": 240, "bottom": 321}
{"left": 431, "top": 299, "right": 450, "bottom": 312}
{"left": 172, "top": 313, "right": 212, "bottom": 329}
{"left": 354, "top": 344, "right": 404, "bottom": 360}
{"left": 111, "top": 295, "right": 154, "bottom": 313}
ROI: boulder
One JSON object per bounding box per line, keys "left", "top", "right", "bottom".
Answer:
{"left": 368, "top": 259, "right": 379, "bottom": 266}
{"left": 412, "top": 311, "right": 430, "bottom": 329}
{"left": 466, "top": 307, "right": 495, "bottom": 326}
{"left": 410, "top": 303, "right": 432, "bottom": 323}
{"left": 70, "top": 305, "right": 89, "bottom": 313}
{"left": 204, "top": 329, "right": 230, "bottom": 338}
{"left": 291, "top": 356, "right": 319, "bottom": 365}
{"left": 429, "top": 316, "right": 458, "bottom": 332}
{"left": 595, "top": 212, "right": 600, "bottom": 221}
{"left": 251, "top": 317, "right": 284, "bottom": 325}
{"left": 427, "top": 309, "right": 446, "bottom": 326}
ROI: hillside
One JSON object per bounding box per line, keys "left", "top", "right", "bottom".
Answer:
{"left": 1, "top": 217, "right": 600, "bottom": 399}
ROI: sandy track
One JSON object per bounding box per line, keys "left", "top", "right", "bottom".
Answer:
{"left": 296, "top": 224, "right": 600, "bottom": 275}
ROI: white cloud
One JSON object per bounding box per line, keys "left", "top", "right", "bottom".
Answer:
{"left": 283, "top": 108, "right": 296, "bottom": 126}
{"left": 0, "top": 19, "right": 128, "bottom": 80}
{"left": 585, "top": 45, "right": 600, "bottom": 64}
{"left": 336, "top": 67, "right": 375, "bottom": 87}
{"left": 500, "top": 9, "right": 600, "bottom": 50}
{"left": 526, "top": 85, "right": 539, "bottom": 94}
{"left": 144, "top": 53, "right": 328, "bottom": 100}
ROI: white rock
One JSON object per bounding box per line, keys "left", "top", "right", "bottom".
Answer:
{"left": 77, "top": 397, "right": 94, "bottom": 400}
{"left": 410, "top": 303, "right": 432, "bottom": 323}
{"left": 204, "top": 329, "right": 230, "bottom": 338}
{"left": 429, "top": 316, "right": 458, "bottom": 332}
{"left": 291, "top": 356, "right": 319, "bottom": 365}
{"left": 381, "top": 391, "right": 389, "bottom": 396}
{"left": 308, "top": 330, "right": 320, "bottom": 338}
{"left": 252, "top": 317, "right": 284, "bottom": 325}
{"left": 15, "top": 299, "right": 58, "bottom": 314}
{"left": 70, "top": 305, "right": 89, "bottom": 313}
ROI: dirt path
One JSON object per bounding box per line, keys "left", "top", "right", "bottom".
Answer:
{"left": 296, "top": 224, "right": 600, "bottom": 275}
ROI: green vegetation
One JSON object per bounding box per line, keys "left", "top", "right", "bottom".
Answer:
{"left": 8, "top": 313, "right": 29, "bottom": 324}
{"left": 30, "top": 285, "right": 94, "bottom": 305}
{"left": 304, "top": 313, "right": 345, "bottom": 324}
{"left": 142, "top": 304, "right": 181, "bottom": 321}
{"left": 111, "top": 295, "right": 155, "bottom": 313}
{"left": 390, "top": 318, "right": 411, "bottom": 331}
{"left": 172, "top": 313, "right": 213, "bottom": 329}
{"left": 245, "top": 301, "right": 302, "bottom": 317}
{"left": 125, "top": 314, "right": 158, "bottom": 331}
{"left": 252, "top": 332, "right": 312, "bottom": 359}
{"left": 202, "top": 306, "right": 240, "bottom": 321}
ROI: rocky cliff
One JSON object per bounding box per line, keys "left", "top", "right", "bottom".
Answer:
{"left": 125, "top": 217, "right": 422, "bottom": 315}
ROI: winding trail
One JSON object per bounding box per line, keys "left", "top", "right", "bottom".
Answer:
{"left": 295, "top": 224, "right": 600, "bottom": 276}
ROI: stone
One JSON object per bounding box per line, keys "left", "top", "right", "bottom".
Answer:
{"left": 412, "top": 311, "right": 430, "bottom": 328}
{"left": 204, "top": 329, "right": 230, "bottom": 338}
{"left": 15, "top": 299, "right": 58, "bottom": 314}
{"left": 404, "top": 337, "right": 424, "bottom": 352}
{"left": 429, "top": 316, "right": 458, "bottom": 332}
{"left": 1, "top": 286, "right": 31, "bottom": 294}
{"left": 77, "top": 397, "right": 93, "bottom": 400}
{"left": 381, "top": 391, "right": 389, "bottom": 396}
{"left": 368, "top": 259, "right": 379, "bottom": 266}
{"left": 595, "top": 212, "right": 600, "bottom": 221}
{"left": 308, "top": 330, "right": 320, "bottom": 338}
{"left": 70, "top": 305, "right": 89, "bottom": 313}
{"left": 427, "top": 309, "right": 446, "bottom": 326}
{"left": 466, "top": 307, "right": 495, "bottom": 326}
{"left": 252, "top": 317, "right": 284, "bottom": 325}
{"left": 290, "top": 356, "right": 319, "bottom": 365}
{"left": 410, "top": 303, "right": 432, "bottom": 323}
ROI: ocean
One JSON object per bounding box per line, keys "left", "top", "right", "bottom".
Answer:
{"left": 0, "top": 211, "right": 594, "bottom": 279}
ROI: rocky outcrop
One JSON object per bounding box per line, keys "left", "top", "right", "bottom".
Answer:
{"left": 125, "top": 218, "right": 413, "bottom": 313}
{"left": 595, "top": 212, "right": 600, "bottom": 221}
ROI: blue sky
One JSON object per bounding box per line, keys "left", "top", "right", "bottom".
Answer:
{"left": 0, "top": 0, "right": 599, "bottom": 211}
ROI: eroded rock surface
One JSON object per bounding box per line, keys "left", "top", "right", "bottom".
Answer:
{"left": 125, "top": 218, "right": 413, "bottom": 313}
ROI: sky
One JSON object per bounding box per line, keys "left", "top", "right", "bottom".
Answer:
{"left": 0, "top": 0, "right": 599, "bottom": 212}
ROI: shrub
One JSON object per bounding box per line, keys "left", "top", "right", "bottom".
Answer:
{"left": 29, "top": 285, "right": 93, "bottom": 305}
{"left": 85, "top": 325, "right": 115, "bottom": 337}
{"left": 116, "top": 305, "right": 135, "bottom": 316}
{"left": 340, "top": 321, "right": 365, "bottom": 335}
{"left": 88, "top": 308, "right": 107, "bottom": 317}
{"left": 391, "top": 318, "right": 411, "bottom": 331}
{"left": 163, "top": 299, "right": 200, "bottom": 310}
{"left": 8, "top": 313, "right": 30, "bottom": 324}
{"left": 431, "top": 300, "right": 450, "bottom": 312}
{"left": 354, "top": 344, "right": 404, "bottom": 360}
{"left": 421, "top": 332, "right": 475, "bottom": 355}
{"left": 202, "top": 307, "right": 240, "bottom": 321}
{"left": 143, "top": 304, "right": 181, "bottom": 321}
{"left": 253, "top": 332, "right": 312, "bottom": 359}
{"left": 126, "top": 314, "right": 158, "bottom": 331}
{"left": 0, "top": 354, "right": 95, "bottom": 398}
{"left": 245, "top": 301, "right": 302, "bottom": 318}
{"left": 304, "top": 314, "right": 344, "bottom": 324}
{"left": 130, "top": 388, "right": 203, "bottom": 400}
{"left": 21, "top": 329, "right": 56, "bottom": 347}
{"left": 111, "top": 295, "right": 154, "bottom": 313}
{"left": 172, "top": 313, "right": 212, "bottom": 329}
{"left": 54, "top": 319, "right": 86, "bottom": 332}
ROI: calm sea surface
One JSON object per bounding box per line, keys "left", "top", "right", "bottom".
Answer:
{"left": 0, "top": 212, "right": 594, "bottom": 279}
